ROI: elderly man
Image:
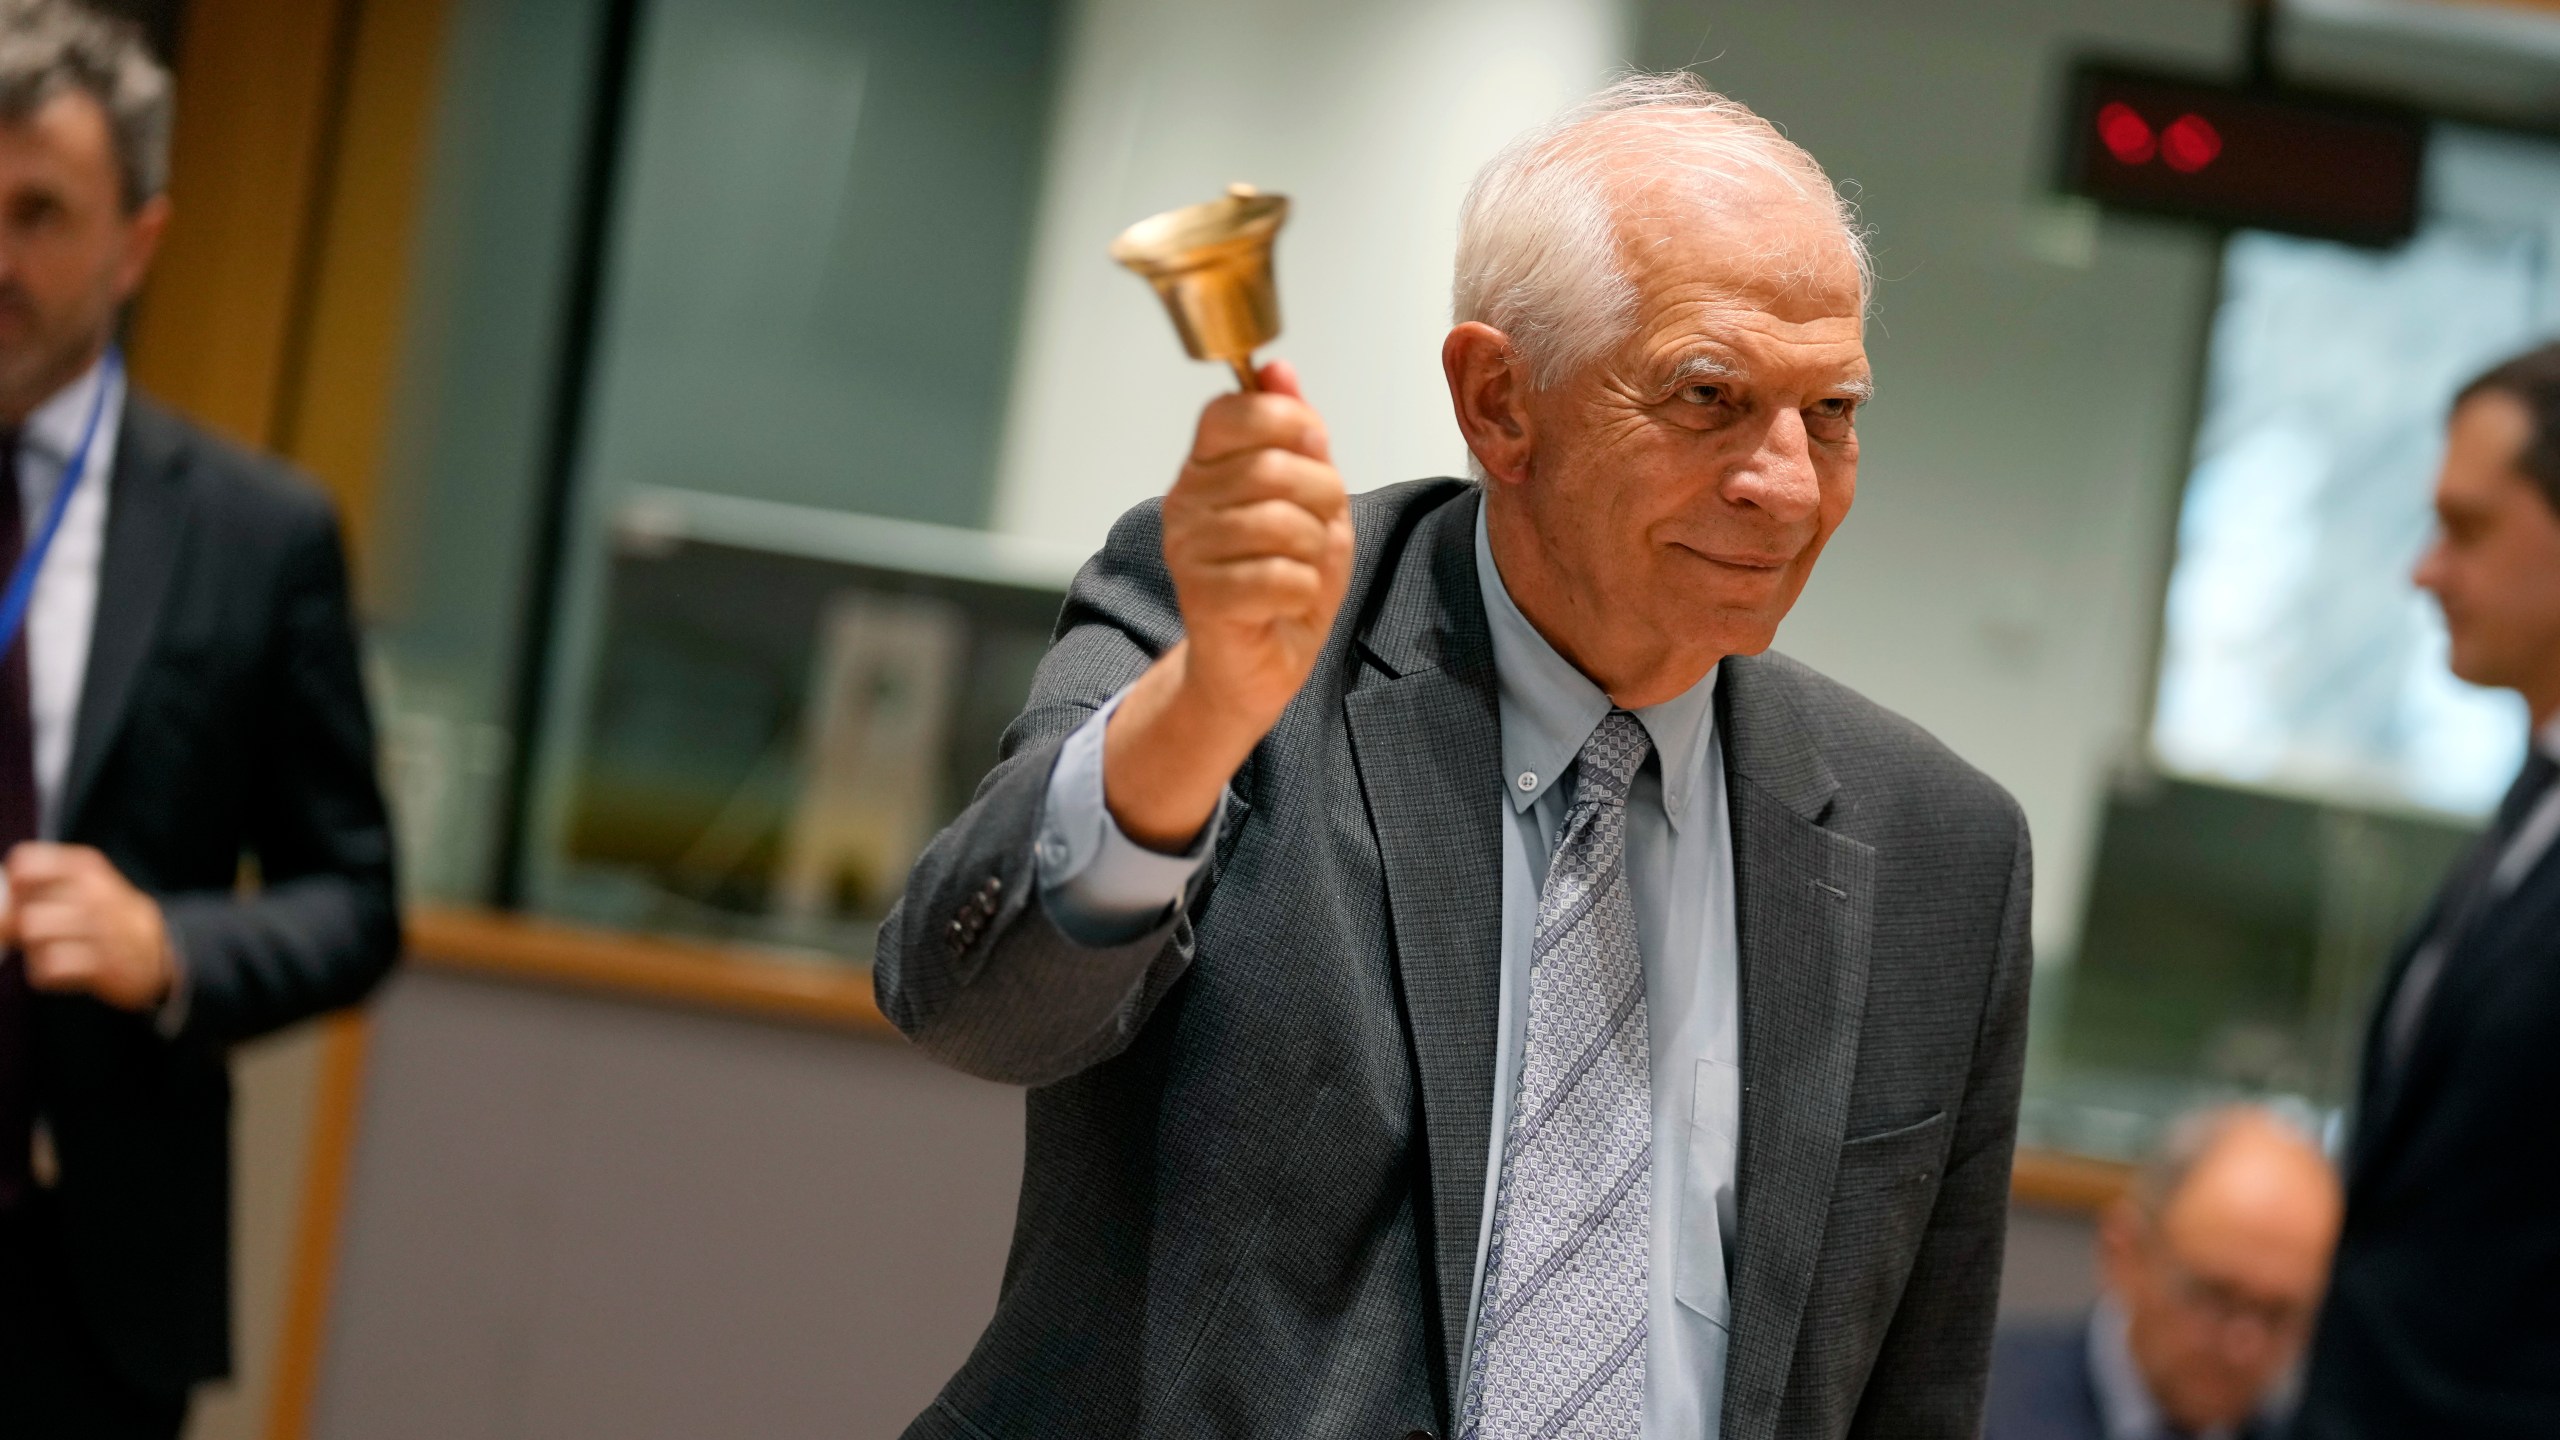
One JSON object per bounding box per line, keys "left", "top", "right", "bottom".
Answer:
{"left": 2290, "top": 342, "right": 2560, "bottom": 1437}
{"left": 0, "top": 4, "right": 399, "bottom": 1436}
{"left": 879, "top": 74, "right": 2031, "bottom": 1439}
{"left": 1984, "top": 1107, "right": 2341, "bottom": 1440}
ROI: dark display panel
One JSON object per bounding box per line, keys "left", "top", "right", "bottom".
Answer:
{"left": 2060, "top": 63, "right": 2426, "bottom": 248}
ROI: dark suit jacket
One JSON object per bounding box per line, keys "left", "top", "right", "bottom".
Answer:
{"left": 877, "top": 480, "right": 2032, "bottom": 1439}
{"left": 30, "top": 395, "right": 400, "bottom": 1393}
{"left": 1985, "top": 1319, "right": 2107, "bottom": 1440}
{"left": 2293, "top": 774, "right": 2560, "bottom": 1436}
{"left": 1986, "top": 1314, "right": 2281, "bottom": 1440}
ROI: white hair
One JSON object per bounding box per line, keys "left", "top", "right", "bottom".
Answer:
{"left": 1451, "top": 72, "right": 1873, "bottom": 391}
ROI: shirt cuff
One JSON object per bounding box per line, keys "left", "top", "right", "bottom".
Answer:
{"left": 1037, "top": 690, "right": 1220, "bottom": 946}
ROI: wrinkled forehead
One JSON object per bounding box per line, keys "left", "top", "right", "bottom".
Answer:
{"left": 1619, "top": 193, "right": 1865, "bottom": 326}
{"left": 1571, "top": 144, "right": 1861, "bottom": 331}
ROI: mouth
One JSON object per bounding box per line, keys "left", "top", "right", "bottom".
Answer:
{"left": 1672, "top": 542, "right": 1794, "bottom": 572}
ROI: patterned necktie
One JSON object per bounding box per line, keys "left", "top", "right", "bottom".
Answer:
{"left": 0, "top": 428, "right": 33, "bottom": 1212}
{"left": 1463, "top": 710, "right": 1654, "bottom": 1440}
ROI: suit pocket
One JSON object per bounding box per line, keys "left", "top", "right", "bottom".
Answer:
{"left": 1826, "top": 1108, "right": 1954, "bottom": 1297}
{"left": 1841, "top": 1109, "right": 1947, "bottom": 1149}
{"left": 1674, "top": 1058, "right": 1740, "bottom": 1327}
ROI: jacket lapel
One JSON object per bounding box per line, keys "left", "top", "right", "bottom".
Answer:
{"left": 1715, "top": 654, "right": 1877, "bottom": 1440}
{"left": 62, "top": 396, "right": 191, "bottom": 836}
{"left": 1340, "top": 487, "right": 1503, "bottom": 1413}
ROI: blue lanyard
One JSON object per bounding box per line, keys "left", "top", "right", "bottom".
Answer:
{"left": 0, "top": 347, "right": 117, "bottom": 655}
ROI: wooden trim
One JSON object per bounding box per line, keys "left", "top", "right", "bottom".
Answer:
{"left": 404, "top": 905, "right": 2126, "bottom": 1213}
{"left": 125, "top": 0, "right": 448, "bottom": 564}
{"left": 273, "top": 0, "right": 455, "bottom": 551}
{"left": 406, "top": 906, "right": 897, "bottom": 1036}
{"left": 263, "top": 1013, "right": 372, "bottom": 1440}
{"left": 409, "top": 904, "right": 2143, "bottom": 1212}
{"left": 2012, "top": 1146, "right": 2135, "bottom": 1213}
{"left": 125, "top": 0, "right": 350, "bottom": 452}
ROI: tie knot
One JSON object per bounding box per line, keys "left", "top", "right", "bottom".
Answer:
{"left": 1573, "top": 710, "right": 1651, "bottom": 809}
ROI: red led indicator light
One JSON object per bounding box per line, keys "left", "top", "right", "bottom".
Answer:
{"left": 2096, "top": 102, "right": 2156, "bottom": 164}
{"left": 2161, "top": 112, "right": 2222, "bottom": 172}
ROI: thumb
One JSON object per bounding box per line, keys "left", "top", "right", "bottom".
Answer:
{"left": 1254, "top": 357, "right": 1305, "bottom": 401}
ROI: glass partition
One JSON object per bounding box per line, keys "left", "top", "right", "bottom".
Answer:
{"left": 512, "top": 0, "right": 1064, "bottom": 954}
{"left": 539, "top": 489, "right": 1075, "bottom": 955}
{"left": 2032, "top": 121, "right": 2560, "bottom": 1158}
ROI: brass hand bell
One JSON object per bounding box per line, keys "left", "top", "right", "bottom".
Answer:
{"left": 1111, "top": 183, "right": 1290, "bottom": 392}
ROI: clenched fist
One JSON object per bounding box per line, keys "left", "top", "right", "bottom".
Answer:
{"left": 1106, "top": 360, "right": 1353, "bottom": 849}
{"left": 3, "top": 842, "right": 177, "bottom": 1012}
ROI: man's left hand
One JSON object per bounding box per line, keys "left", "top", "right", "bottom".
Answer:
{"left": 4, "top": 842, "right": 175, "bottom": 1011}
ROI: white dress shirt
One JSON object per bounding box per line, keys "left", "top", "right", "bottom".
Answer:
{"left": 13, "top": 355, "right": 118, "bottom": 838}
{"left": 1035, "top": 501, "right": 1745, "bottom": 1437}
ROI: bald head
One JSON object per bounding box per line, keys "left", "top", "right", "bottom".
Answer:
{"left": 2149, "top": 1109, "right": 2340, "bottom": 1264}
{"left": 2100, "top": 1108, "right": 2343, "bottom": 1432}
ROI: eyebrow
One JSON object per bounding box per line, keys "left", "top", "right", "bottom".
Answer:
{"left": 1665, "top": 354, "right": 1876, "bottom": 403}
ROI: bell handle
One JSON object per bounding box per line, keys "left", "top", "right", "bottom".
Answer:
{"left": 1227, "top": 356, "right": 1261, "bottom": 393}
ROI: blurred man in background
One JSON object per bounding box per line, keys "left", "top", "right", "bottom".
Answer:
{"left": 1985, "top": 1106, "right": 2340, "bottom": 1440}
{"left": 0, "top": 4, "right": 400, "bottom": 1436}
{"left": 2290, "top": 342, "right": 2560, "bottom": 1438}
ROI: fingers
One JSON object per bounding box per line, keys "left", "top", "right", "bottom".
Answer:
{"left": 21, "top": 938, "right": 102, "bottom": 994}
{"left": 7, "top": 842, "right": 107, "bottom": 887}
{"left": 1183, "top": 555, "right": 1329, "bottom": 625}
{"left": 1191, "top": 384, "right": 1332, "bottom": 469}
{"left": 5, "top": 841, "right": 73, "bottom": 889}
{"left": 1174, "top": 446, "right": 1347, "bottom": 528}
{"left": 1183, "top": 496, "right": 1333, "bottom": 568}
{"left": 1254, "top": 358, "right": 1305, "bottom": 401}
{"left": 14, "top": 897, "right": 89, "bottom": 949}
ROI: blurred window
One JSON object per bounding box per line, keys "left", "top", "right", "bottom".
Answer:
{"left": 2151, "top": 124, "right": 2560, "bottom": 817}
{"left": 511, "top": 0, "right": 1064, "bottom": 952}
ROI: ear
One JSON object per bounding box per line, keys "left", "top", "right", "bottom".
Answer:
{"left": 1442, "top": 322, "right": 1535, "bottom": 485}
{"left": 115, "top": 193, "right": 171, "bottom": 301}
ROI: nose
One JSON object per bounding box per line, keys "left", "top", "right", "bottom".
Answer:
{"left": 1722, "top": 407, "right": 1822, "bottom": 524}
{"left": 2412, "top": 534, "right": 2448, "bottom": 594}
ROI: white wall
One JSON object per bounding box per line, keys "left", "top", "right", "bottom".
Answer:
{"left": 990, "top": 0, "right": 1634, "bottom": 541}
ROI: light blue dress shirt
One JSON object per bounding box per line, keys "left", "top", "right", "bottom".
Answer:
{"left": 1036, "top": 503, "right": 1744, "bottom": 1437}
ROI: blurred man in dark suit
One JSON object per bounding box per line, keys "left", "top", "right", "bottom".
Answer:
{"left": 1986, "top": 1107, "right": 2339, "bottom": 1440}
{"left": 2291, "top": 341, "right": 2560, "bottom": 1438}
{"left": 0, "top": 4, "right": 401, "bottom": 1437}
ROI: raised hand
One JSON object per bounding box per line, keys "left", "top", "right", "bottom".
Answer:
{"left": 1104, "top": 360, "right": 1353, "bottom": 850}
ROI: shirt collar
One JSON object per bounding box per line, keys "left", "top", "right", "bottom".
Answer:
{"left": 19, "top": 354, "right": 117, "bottom": 471}
{"left": 1473, "top": 501, "right": 1719, "bottom": 826}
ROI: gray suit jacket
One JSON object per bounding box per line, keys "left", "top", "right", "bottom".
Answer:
{"left": 877, "top": 479, "right": 2032, "bottom": 1440}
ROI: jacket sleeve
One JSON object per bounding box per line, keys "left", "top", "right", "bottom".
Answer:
{"left": 160, "top": 496, "right": 401, "bottom": 1044}
{"left": 873, "top": 498, "right": 1211, "bottom": 1088}
{"left": 1850, "top": 799, "right": 2033, "bottom": 1437}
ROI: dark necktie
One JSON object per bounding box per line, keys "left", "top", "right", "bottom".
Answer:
{"left": 2380, "top": 746, "right": 2560, "bottom": 1084}
{"left": 0, "top": 428, "right": 34, "bottom": 1212}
